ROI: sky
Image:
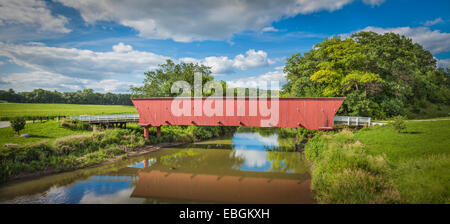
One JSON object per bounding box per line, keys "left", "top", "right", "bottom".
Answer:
{"left": 0, "top": 0, "right": 449, "bottom": 93}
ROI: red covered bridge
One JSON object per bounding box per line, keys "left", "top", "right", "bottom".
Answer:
{"left": 131, "top": 97, "right": 345, "bottom": 140}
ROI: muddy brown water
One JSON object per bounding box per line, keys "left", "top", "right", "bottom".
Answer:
{"left": 0, "top": 130, "right": 314, "bottom": 204}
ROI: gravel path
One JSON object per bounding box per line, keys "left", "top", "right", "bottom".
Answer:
{"left": 0, "top": 121, "right": 33, "bottom": 129}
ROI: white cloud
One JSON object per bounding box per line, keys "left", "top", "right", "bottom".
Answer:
{"left": 0, "top": 71, "right": 141, "bottom": 93}
{"left": 423, "top": 18, "right": 444, "bottom": 26}
{"left": 233, "top": 132, "right": 280, "bottom": 168}
{"left": 362, "top": 0, "right": 385, "bottom": 6}
{"left": 55, "top": 0, "right": 382, "bottom": 42}
{"left": 233, "top": 49, "right": 275, "bottom": 70}
{"left": 438, "top": 59, "right": 450, "bottom": 68}
{"left": 0, "top": 42, "right": 169, "bottom": 80}
{"left": 0, "top": 41, "right": 278, "bottom": 92}
{"left": 234, "top": 148, "right": 268, "bottom": 168}
{"left": 226, "top": 67, "right": 286, "bottom": 90}
{"left": 112, "top": 42, "right": 133, "bottom": 53}
{"left": 0, "top": 0, "right": 70, "bottom": 33}
{"left": 80, "top": 188, "right": 145, "bottom": 204}
{"left": 358, "top": 26, "right": 450, "bottom": 54}
{"left": 0, "top": 71, "right": 80, "bottom": 90}
{"left": 181, "top": 49, "right": 275, "bottom": 76}
{"left": 261, "top": 26, "right": 279, "bottom": 32}
{"left": 203, "top": 56, "right": 235, "bottom": 75}
{"left": 86, "top": 79, "right": 140, "bottom": 92}
{"left": 234, "top": 132, "right": 279, "bottom": 146}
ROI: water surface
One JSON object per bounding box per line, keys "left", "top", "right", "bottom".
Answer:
{"left": 0, "top": 130, "right": 314, "bottom": 204}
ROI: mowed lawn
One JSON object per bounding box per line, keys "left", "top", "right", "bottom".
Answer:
{"left": 0, "top": 102, "right": 137, "bottom": 120}
{"left": 354, "top": 120, "right": 450, "bottom": 203}
{"left": 0, "top": 121, "right": 91, "bottom": 146}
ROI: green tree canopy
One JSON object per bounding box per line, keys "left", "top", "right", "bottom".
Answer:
{"left": 130, "top": 59, "right": 276, "bottom": 98}
{"left": 131, "top": 59, "right": 216, "bottom": 97}
{"left": 11, "top": 117, "right": 26, "bottom": 135}
{"left": 283, "top": 31, "right": 450, "bottom": 118}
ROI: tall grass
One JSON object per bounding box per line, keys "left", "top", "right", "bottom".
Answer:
{"left": 305, "top": 120, "right": 450, "bottom": 204}
{"left": 305, "top": 130, "right": 400, "bottom": 203}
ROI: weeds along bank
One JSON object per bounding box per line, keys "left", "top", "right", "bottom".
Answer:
{"left": 0, "top": 124, "right": 237, "bottom": 183}
{"left": 304, "top": 121, "right": 450, "bottom": 204}
{"left": 305, "top": 129, "right": 400, "bottom": 203}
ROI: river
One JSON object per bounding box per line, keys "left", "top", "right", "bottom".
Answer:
{"left": 0, "top": 129, "right": 314, "bottom": 204}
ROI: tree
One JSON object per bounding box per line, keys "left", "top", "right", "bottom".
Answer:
{"left": 392, "top": 116, "right": 407, "bottom": 133}
{"left": 283, "top": 31, "right": 450, "bottom": 119}
{"left": 0, "top": 88, "right": 133, "bottom": 105}
{"left": 11, "top": 117, "right": 26, "bottom": 135}
{"left": 131, "top": 59, "right": 214, "bottom": 97}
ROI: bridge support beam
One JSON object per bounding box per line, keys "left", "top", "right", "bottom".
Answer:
{"left": 144, "top": 126, "right": 149, "bottom": 140}
{"left": 156, "top": 126, "right": 161, "bottom": 138}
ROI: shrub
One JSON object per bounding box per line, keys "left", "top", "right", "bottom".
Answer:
{"left": 11, "top": 117, "right": 26, "bottom": 135}
{"left": 54, "top": 134, "right": 96, "bottom": 155}
{"left": 392, "top": 115, "right": 407, "bottom": 133}
{"left": 61, "top": 119, "right": 92, "bottom": 131}
{"left": 304, "top": 130, "right": 400, "bottom": 203}
{"left": 304, "top": 134, "right": 326, "bottom": 161}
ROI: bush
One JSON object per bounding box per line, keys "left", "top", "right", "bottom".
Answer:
{"left": 54, "top": 134, "right": 97, "bottom": 156}
{"left": 304, "top": 130, "right": 400, "bottom": 203}
{"left": 61, "top": 119, "right": 92, "bottom": 131}
{"left": 304, "top": 134, "right": 326, "bottom": 162}
{"left": 392, "top": 116, "right": 407, "bottom": 133}
{"left": 11, "top": 117, "right": 26, "bottom": 134}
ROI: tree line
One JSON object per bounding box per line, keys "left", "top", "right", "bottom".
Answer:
{"left": 282, "top": 31, "right": 450, "bottom": 119}
{"left": 0, "top": 88, "right": 133, "bottom": 105}
{"left": 132, "top": 32, "right": 449, "bottom": 119}
{"left": 131, "top": 59, "right": 277, "bottom": 98}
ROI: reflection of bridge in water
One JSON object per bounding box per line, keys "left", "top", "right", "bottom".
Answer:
{"left": 131, "top": 170, "right": 314, "bottom": 204}
{"left": 100, "top": 151, "right": 314, "bottom": 204}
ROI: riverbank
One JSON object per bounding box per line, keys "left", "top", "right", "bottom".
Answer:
{"left": 6, "top": 141, "right": 184, "bottom": 183}
{"left": 0, "top": 130, "right": 312, "bottom": 204}
{"left": 0, "top": 124, "right": 237, "bottom": 184}
{"left": 304, "top": 119, "right": 450, "bottom": 203}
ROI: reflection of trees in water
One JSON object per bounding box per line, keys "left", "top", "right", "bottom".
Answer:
{"left": 236, "top": 127, "right": 277, "bottom": 137}
{"left": 266, "top": 151, "right": 309, "bottom": 174}
{"left": 263, "top": 138, "right": 297, "bottom": 152}
{"left": 148, "top": 149, "right": 245, "bottom": 171}
{"left": 143, "top": 130, "right": 307, "bottom": 175}
{"left": 236, "top": 127, "right": 302, "bottom": 149}
{"left": 264, "top": 135, "right": 309, "bottom": 173}
{"left": 235, "top": 127, "right": 309, "bottom": 173}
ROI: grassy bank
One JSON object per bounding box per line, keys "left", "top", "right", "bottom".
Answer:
{"left": 0, "top": 102, "right": 137, "bottom": 120}
{"left": 0, "top": 121, "right": 91, "bottom": 146}
{"left": 305, "top": 120, "right": 450, "bottom": 203}
{"left": 0, "top": 122, "right": 236, "bottom": 183}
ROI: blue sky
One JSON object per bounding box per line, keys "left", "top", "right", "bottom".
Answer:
{"left": 0, "top": 0, "right": 449, "bottom": 93}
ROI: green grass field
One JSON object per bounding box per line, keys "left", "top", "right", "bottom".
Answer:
{"left": 0, "top": 121, "right": 91, "bottom": 146}
{"left": 305, "top": 120, "right": 450, "bottom": 203}
{"left": 0, "top": 102, "right": 137, "bottom": 120}
{"left": 354, "top": 120, "right": 450, "bottom": 203}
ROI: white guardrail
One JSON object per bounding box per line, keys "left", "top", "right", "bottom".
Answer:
{"left": 70, "top": 114, "right": 139, "bottom": 122}
{"left": 70, "top": 114, "right": 371, "bottom": 126}
{"left": 334, "top": 116, "right": 371, "bottom": 126}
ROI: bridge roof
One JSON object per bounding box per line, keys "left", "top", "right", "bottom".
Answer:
{"left": 132, "top": 97, "right": 346, "bottom": 100}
